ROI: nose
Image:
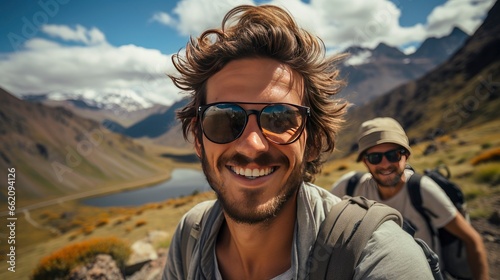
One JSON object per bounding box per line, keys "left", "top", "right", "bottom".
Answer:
{"left": 234, "top": 115, "right": 269, "bottom": 156}
{"left": 377, "top": 154, "right": 393, "bottom": 166}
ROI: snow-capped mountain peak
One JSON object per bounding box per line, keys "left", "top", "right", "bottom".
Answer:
{"left": 25, "top": 89, "right": 156, "bottom": 112}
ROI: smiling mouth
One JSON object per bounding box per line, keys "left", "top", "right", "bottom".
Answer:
{"left": 229, "top": 166, "right": 275, "bottom": 179}
{"left": 377, "top": 168, "right": 396, "bottom": 176}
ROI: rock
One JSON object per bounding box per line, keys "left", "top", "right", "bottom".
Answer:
{"left": 129, "top": 240, "right": 158, "bottom": 264}
{"left": 125, "top": 240, "right": 159, "bottom": 276}
{"left": 423, "top": 143, "right": 438, "bottom": 155}
{"left": 488, "top": 210, "right": 500, "bottom": 225}
{"left": 69, "top": 254, "right": 124, "bottom": 280}
{"left": 126, "top": 254, "right": 167, "bottom": 280}
{"left": 146, "top": 230, "right": 169, "bottom": 245}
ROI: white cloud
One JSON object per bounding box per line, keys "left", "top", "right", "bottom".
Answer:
{"left": 345, "top": 51, "right": 372, "bottom": 66}
{"left": 402, "top": 45, "right": 417, "bottom": 55}
{"left": 175, "top": 0, "right": 252, "bottom": 36}
{"left": 153, "top": 0, "right": 253, "bottom": 36}
{"left": 426, "top": 0, "right": 496, "bottom": 37}
{"left": 158, "top": 0, "right": 493, "bottom": 50}
{"left": 41, "top": 24, "right": 107, "bottom": 45}
{"left": 0, "top": 25, "right": 181, "bottom": 106}
{"left": 23, "top": 38, "right": 61, "bottom": 50}
{"left": 150, "top": 12, "right": 178, "bottom": 28}
{"left": 156, "top": 0, "right": 419, "bottom": 49}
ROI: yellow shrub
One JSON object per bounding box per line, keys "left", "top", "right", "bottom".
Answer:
{"left": 81, "top": 225, "right": 95, "bottom": 235}
{"left": 470, "top": 147, "right": 500, "bottom": 166}
{"left": 95, "top": 218, "right": 109, "bottom": 227}
{"left": 32, "top": 236, "right": 131, "bottom": 280}
{"left": 135, "top": 220, "right": 147, "bottom": 227}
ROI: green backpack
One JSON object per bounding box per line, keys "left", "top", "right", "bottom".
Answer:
{"left": 179, "top": 196, "right": 441, "bottom": 279}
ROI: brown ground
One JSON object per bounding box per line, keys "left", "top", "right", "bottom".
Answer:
{"left": 470, "top": 194, "right": 500, "bottom": 280}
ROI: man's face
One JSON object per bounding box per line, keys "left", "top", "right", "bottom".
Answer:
{"left": 196, "top": 57, "right": 308, "bottom": 224}
{"left": 363, "top": 143, "right": 408, "bottom": 188}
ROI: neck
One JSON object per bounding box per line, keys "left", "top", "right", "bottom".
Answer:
{"left": 216, "top": 194, "right": 297, "bottom": 280}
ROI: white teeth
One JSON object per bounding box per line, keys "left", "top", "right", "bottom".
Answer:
{"left": 231, "top": 166, "right": 274, "bottom": 178}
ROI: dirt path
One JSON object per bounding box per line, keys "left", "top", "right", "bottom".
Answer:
{"left": 470, "top": 193, "right": 500, "bottom": 280}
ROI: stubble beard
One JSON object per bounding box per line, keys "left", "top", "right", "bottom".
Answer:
{"left": 373, "top": 167, "right": 404, "bottom": 188}
{"left": 200, "top": 146, "right": 303, "bottom": 225}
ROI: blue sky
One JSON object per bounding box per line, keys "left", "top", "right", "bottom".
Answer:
{"left": 0, "top": 0, "right": 495, "bottom": 106}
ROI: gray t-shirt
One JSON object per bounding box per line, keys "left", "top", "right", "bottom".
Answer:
{"left": 331, "top": 169, "right": 457, "bottom": 262}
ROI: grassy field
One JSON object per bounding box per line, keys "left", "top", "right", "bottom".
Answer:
{"left": 1, "top": 119, "right": 499, "bottom": 279}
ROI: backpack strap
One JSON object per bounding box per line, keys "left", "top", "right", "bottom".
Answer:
{"left": 407, "top": 173, "right": 437, "bottom": 248}
{"left": 179, "top": 200, "right": 215, "bottom": 277}
{"left": 309, "top": 196, "right": 402, "bottom": 279}
{"left": 415, "top": 238, "right": 444, "bottom": 280}
{"left": 346, "top": 172, "right": 365, "bottom": 196}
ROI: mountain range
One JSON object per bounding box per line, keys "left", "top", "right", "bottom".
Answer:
{"left": 339, "top": 27, "right": 469, "bottom": 106}
{"left": 22, "top": 91, "right": 168, "bottom": 127}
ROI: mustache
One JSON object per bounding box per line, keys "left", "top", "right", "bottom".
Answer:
{"left": 375, "top": 167, "right": 397, "bottom": 174}
{"left": 219, "top": 152, "right": 287, "bottom": 168}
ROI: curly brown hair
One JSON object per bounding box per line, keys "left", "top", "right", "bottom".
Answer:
{"left": 170, "top": 4, "right": 348, "bottom": 182}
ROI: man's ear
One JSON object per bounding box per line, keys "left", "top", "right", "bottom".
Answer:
{"left": 191, "top": 118, "right": 202, "bottom": 158}
{"left": 194, "top": 136, "right": 202, "bottom": 158}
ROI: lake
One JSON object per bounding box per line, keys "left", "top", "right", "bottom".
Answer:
{"left": 81, "top": 168, "right": 210, "bottom": 207}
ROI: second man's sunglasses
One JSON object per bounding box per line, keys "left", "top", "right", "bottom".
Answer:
{"left": 198, "top": 102, "right": 310, "bottom": 145}
{"left": 365, "top": 149, "right": 408, "bottom": 165}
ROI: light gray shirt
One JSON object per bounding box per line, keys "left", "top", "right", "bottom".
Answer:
{"left": 163, "top": 182, "right": 433, "bottom": 279}
{"left": 331, "top": 169, "right": 457, "bottom": 264}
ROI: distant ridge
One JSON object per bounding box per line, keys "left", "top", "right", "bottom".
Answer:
{"left": 339, "top": 27, "right": 469, "bottom": 106}
{"left": 410, "top": 27, "right": 469, "bottom": 64}
{"left": 122, "top": 98, "right": 189, "bottom": 138}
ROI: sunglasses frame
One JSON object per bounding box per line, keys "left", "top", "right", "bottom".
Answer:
{"left": 364, "top": 148, "right": 408, "bottom": 165}
{"left": 198, "top": 102, "right": 310, "bottom": 145}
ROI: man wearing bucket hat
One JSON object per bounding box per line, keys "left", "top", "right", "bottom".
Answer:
{"left": 331, "top": 117, "right": 489, "bottom": 280}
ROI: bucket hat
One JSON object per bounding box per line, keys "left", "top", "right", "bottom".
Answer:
{"left": 357, "top": 117, "right": 412, "bottom": 161}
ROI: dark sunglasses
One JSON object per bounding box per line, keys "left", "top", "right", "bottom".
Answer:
{"left": 364, "top": 149, "right": 408, "bottom": 165}
{"left": 198, "top": 102, "right": 310, "bottom": 144}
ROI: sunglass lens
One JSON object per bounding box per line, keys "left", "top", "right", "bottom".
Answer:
{"left": 202, "top": 104, "right": 246, "bottom": 144}
{"left": 366, "top": 153, "right": 383, "bottom": 165}
{"left": 385, "top": 150, "right": 401, "bottom": 162}
{"left": 260, "top": 104, "right": 303, "bottom": 143}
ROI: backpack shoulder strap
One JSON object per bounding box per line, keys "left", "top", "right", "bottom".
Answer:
{"left": 309, "top": 196, "right": 402, "bottom": 279}
{"left": 180, "top": 200, "right": 215, "bottom": 277}
{"left": 346, "top": 172, "right": 365, "bottom": 196}
{"left": 407, "top": 173, "right": 437, "bottom": 247}
{"left": 407, "top": 173, "right": 423, "bottom": 210}
{"left": 406, "top": 173, "right": 425, "bottom": 210}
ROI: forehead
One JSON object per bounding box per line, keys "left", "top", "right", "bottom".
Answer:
{"left": 205, "top": 58, "right": 304, "bottom": 105}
